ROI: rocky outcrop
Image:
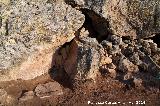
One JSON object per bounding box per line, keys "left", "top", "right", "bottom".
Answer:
{"left": 0, "top": 0, "right": 159, "bottom": 89}
{"left": 0, "top": 1, "right": 160, "bottom": 105}
{"left": 0, "top": 0, "right": 85, "bottom": 81}
{"left": 52, "top": 37, "right": 101, "bottom": 81}
{"left": 66, "top": 0, "right": 160, "bottom": 39}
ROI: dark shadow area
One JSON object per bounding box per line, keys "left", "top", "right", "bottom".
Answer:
{"left": 143, "top": 34, "right": 160, "bottom": 48}
{"left": 64, "top": 0, "right": 78, "bottom": 8}
{"left": 0, "top": 17, "right": 2, "bottom": 28}
{"left": 81, "top": 9, "right": 111, "bottom": 42}
{"left": 48, "top": 41, "right": 74, "bottom": 90}
{"left": 151, "top": 34, "right": 160, "bottom": 48}
{"left": 18, "top": 90, "right": 29, "bottom": 100}
{"left": 122, "top": 36, "right": 132, "bottom": 41}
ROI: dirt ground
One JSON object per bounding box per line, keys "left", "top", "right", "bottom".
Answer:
{"left": 0, "top": 73, "right": 159, "bottom": 106}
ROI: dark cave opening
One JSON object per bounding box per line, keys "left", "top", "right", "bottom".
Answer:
{"left": 151, "top": 34, "right": 160, "bottom": 48}
{"left": 81, "top": 9, "right": 111, "bottom": 43}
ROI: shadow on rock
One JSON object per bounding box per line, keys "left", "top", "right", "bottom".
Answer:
{"left": 48, "top": 42, "right": 74, "bottom": 90}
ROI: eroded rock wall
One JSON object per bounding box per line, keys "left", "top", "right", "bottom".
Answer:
{"left": 66, "top": 0, "right": 160, "bottom": 39}
{"left": 0, "top": 0, "right": 85, "bottom": 81}
{"left": 0, "top": 0, "right": 160, "bottom": 83}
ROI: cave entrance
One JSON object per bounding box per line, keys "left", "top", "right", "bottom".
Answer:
{"left": 151, "top": 34, "right": 160, "bottom": 48}
{"left": 81, "top": 9, "right": 111, "bottom": 42}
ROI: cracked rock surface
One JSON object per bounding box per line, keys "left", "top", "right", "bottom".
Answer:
{"left": 0, "top": 0, "right": 160, "bottom": 105}
{"left": 66, "top": 0, "right": 160, "bottom": 39}
{"left": 0, "top": 0, "right": 85, "bottom": 81}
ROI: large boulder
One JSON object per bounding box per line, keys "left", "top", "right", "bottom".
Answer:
{"left": 0, "top": 0, "right": 85, "bottom": 81}
{"left": 52, "top": 36, "right": 104, "bottom": 81}
{"left": 64, "top": 38, "right": 101, "bottom": 80}
{"left": 67, "top": 0, "right": 160, "bottom": 39}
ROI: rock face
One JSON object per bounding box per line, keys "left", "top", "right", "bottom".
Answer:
{"left": 65, "top": 38, "right": 101, "bottom": 80}
{"left": 0, "top": 0, "right": 159, "bottom": 89}
{"left": 0, "top": 0, "right": 85, "bottom": 81}
{"left": 67, "top": 0, "right": 160, "bottom": 39}
{"left": 52, "top": 37, "right": 102, "bottom": 81}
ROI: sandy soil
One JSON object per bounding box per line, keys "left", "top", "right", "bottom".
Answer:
{"left": 0, "top": 73, "right": 159, "bottom": 106}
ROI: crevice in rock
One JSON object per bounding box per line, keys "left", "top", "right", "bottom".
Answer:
{"left": 122, "top": 36, "right": 132, "bottom": 41}
{"left": 143, "top": 34, "right": 160, "bottom": 48}
{"left": 0, "top": 17, "right": 2, "bottom": 28}
{"left": 48, "top": 2, "right": 160, "bottom": 91}
{"left": 151, "top": 34, "right": 160, "bottom": 48}
{"left": 81, "top": 10, "right": 98, "bottom": 38}
{"left": 5, "top": 20, "right": 9, "bottom": 36}
{"left": 80, "top": 9, "right": 111, "bottom": 42}
{"left": 64, "top": 0, "right": 78, "bottom": 8}
{"left": 49, "top": 41, "right": 74, "bottom": 89}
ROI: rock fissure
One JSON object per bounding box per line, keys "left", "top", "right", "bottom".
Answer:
{"left": 0, "top": 0, "right": 160, "bottom": 105}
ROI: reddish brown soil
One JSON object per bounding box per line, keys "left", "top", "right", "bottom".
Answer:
{"left": 0, "top": 74, "right": 159, "bottom": 106}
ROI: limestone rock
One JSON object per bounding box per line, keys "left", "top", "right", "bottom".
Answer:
{"left": 34, "top": 82, "right": 63, "bottom": 98}
{"left": 100, "top": 56, "right": 112, "bottom": 66}
{"left": 119, "top": 56, "right": 139, "bottom": 73}
{"left": 67, "top": 0, "right": 160, "bottom": 39}
{"left": 0, "top": 89, "right": 14, "bottom": 105}
{"left": 79, "top": 27, "right": 89, "bottom": 38}
{"left": 107, "top": 63, "right": 117, "bottom": 78}
{"left": 52, "top": 37, "right": 101, "bottom": 81}
{"left": 133, "top": 78, "right": 143, "bottom": 88}
{"left": 0, "top": 0, "right": 85, "bottom": 81}
{"left": 64, "top": 38, "right": 101, "bottom": 80}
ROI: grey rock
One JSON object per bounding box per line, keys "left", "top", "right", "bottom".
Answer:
{"left": 52, "top": 37, "right": 101, "bottom": 81}
{"left": 0, "top": 0, "right": 85, "bottom": 81}
{"left": 67, "top": 0, "right": 160, "bottom": 39}
{"left": 118, "top": 55, "right": 139, "bottom": 73}
{"left": 65, "top": 37, "right": 101, "bottom": 80}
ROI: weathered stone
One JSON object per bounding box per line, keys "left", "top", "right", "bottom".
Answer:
{"left": 100, "top": 56, "right": 112, "bottom": 66}
{"left": 64, "top": 38, "right": 101, "bottom": 80}
{"left": 34, "top": 82, "right": 63, "bottom": 98}
{"left": 0, "top": 89, "right": 14, "bottom": 105}
{"left": 123, "top": 73, "right": 134, "bottom": 80}
{"left": 67, "top": 0, "right": 160, "bottom": 39}
{"left": 19, "top": 91, "right": 34, "bottom": 101}
{"left": 107, "top": 63, "right": 117, "bottom": 78}
{"left": 119, "top": 56, "right": 139, "bottom": 73}
{"left": 79, "top": 27, "right": 89, "bottom": 38}
{"left": 0, "top": 89, "right": 8, "bottom": 104}
{"left": 133, "top": 78, "right": 143, "bottom": 88}
{"left": 141, "top": 39, "right": 158, "bottom": 54}
{"left": 0, "top": 0, "right": 85, "bottom": 81}
{"left": 101, "top": 40, "right": 112, "bottom": 51}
